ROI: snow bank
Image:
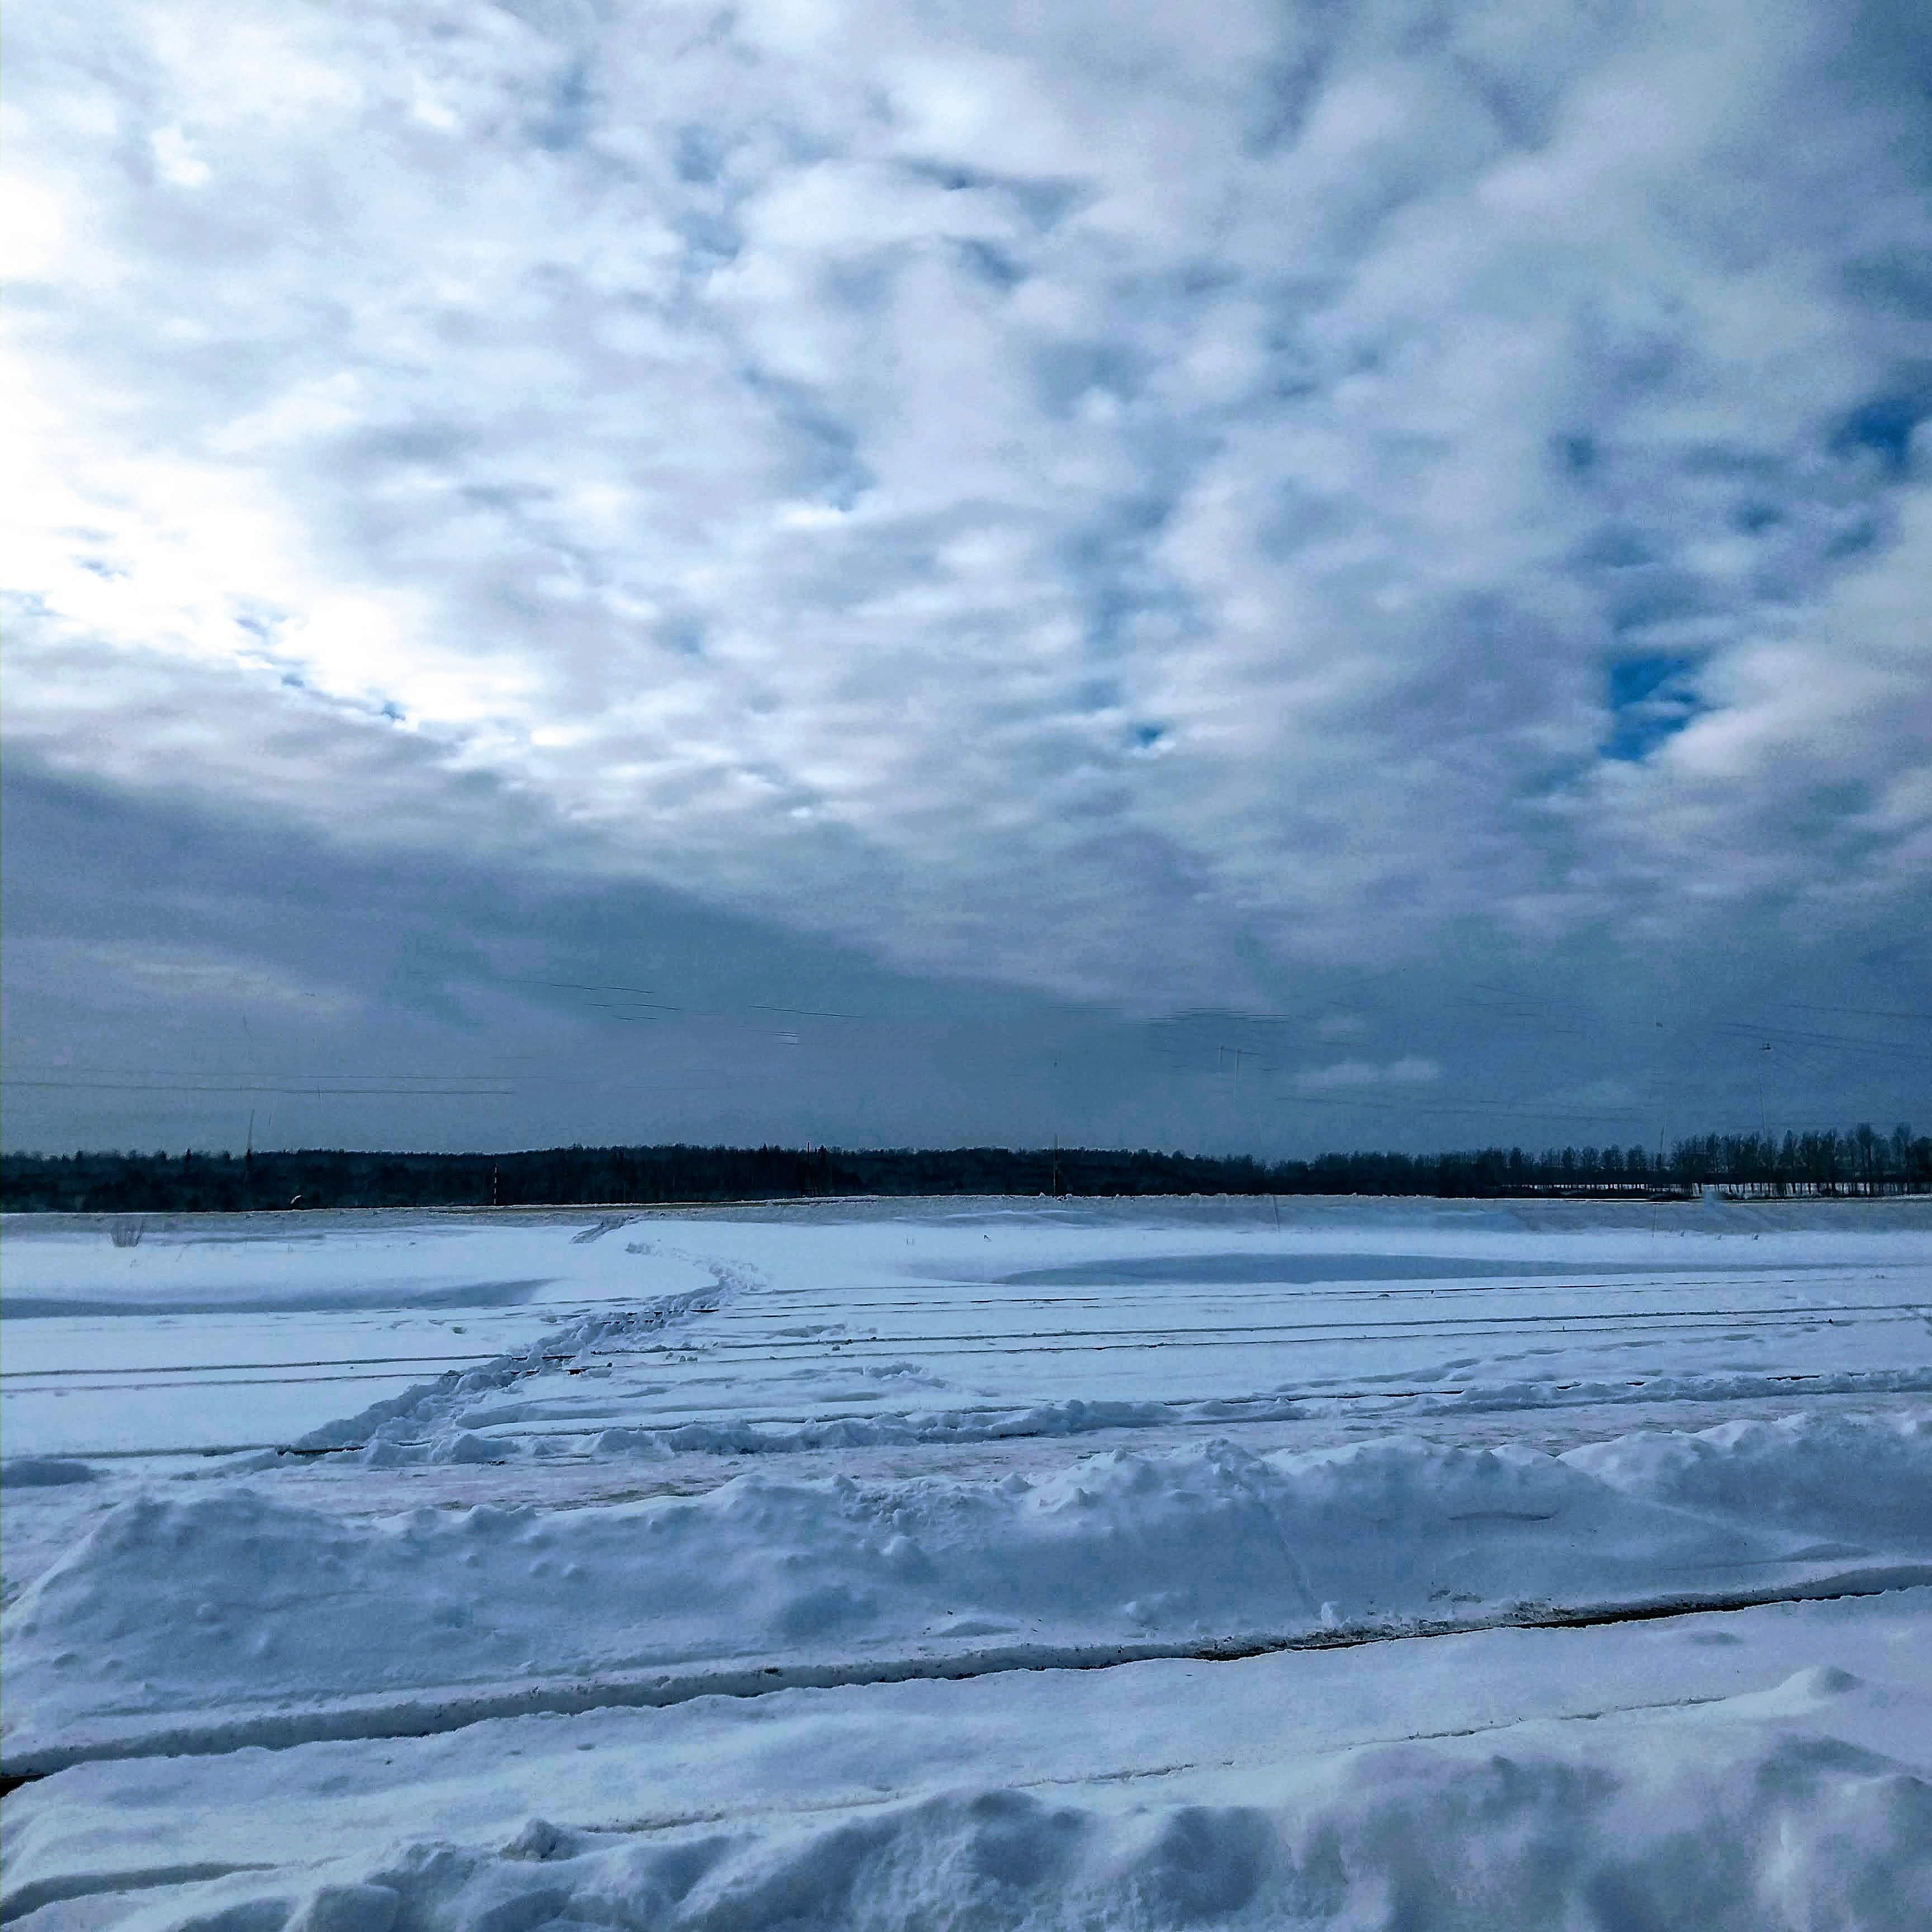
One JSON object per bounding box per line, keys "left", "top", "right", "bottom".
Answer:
{"left": 572, "top": 1369, "right": 1932, "bottom": 1463}
{"left": 589, "top": 1393, "right": 1310, "bottom": 1458}
{"left": 1568, "top": 1408, "right": 1932, "bottom": 1542}
{"left": 8, "top": 1412, "right": 1929, "bottom": 1768}
{"left": 1412, "top": 1364, "right": 1932, "bottom": 1418}
{"left": 52, "top": 1669, "right": 1932, "bottom": 1931}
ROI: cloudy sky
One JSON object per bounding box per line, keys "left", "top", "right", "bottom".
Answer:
{"left": 4, "top": 0, "right": 1929, "bottom": 1159}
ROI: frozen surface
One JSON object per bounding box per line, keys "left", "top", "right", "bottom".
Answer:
{"left": 3, "top": 1197, "right": 1930, "bottom": 1927}
{"left": 291, "top": 1200, "right": 1932, "bottom": 1463}
{"left": 13, "top": 1195, "right": 1927, "bottom": 1462}
{"left": 0, "top": 1219, "right": 721, "bottom": 1455}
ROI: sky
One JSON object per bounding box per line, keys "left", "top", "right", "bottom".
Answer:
{"left": 3, "top": 0, "right": 1929, "bottom": 1159}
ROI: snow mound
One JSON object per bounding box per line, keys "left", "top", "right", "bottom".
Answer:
{"left": 8, "top": 1412, "right": 1929, "bottom": 1764}
{"left": 1412, "top": 1366, "right": 1932, "bottom": 1419}
{"left": 1567, "top": 1409, "right": 1932, "bottom": 1541}
{"left": 590, "top": 1393, "right": 1306, "bottom": 1458}
{"left": 0, "top": 1456, "right": 98, "bottom": 1488}
{"left": 441, "top": 1374, "right": 1932, "bottom": 1467}
{"left": 74, "top": 1703, "right": 1932, "bottom": 1931}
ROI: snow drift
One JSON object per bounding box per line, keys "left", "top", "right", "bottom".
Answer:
{"left": 21, "top": 1665, "right": 1931, "bottom": 1932}
{"left": 7, "top": 1410, "right": 1929, "bottom": 1770}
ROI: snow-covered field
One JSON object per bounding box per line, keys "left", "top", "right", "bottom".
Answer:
{"left": 4, "top": 1196, "right": 1930, "bottom": 1928}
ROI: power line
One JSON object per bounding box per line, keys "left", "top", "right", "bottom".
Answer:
{"left": 1, "top": 1080, "right": 518, "bottom": 1097}
{"left": 1708, "top": 1022, "right": 1932, "bottom": 1066}
{"left": 1787, "top": 1002, "right": 1932, "bottom": 1025}
{"left": 509, "top": 978, "right": 660, "bottom": 997}
{"left": 509, "top": 979, "right": 872, "bottom": 1024}
{"left": 3, "top": 1074, "right": 525, "bottom": 1090}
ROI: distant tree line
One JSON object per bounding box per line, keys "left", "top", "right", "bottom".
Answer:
{"left": 2, "top": 1126, "right": 1926, "bottom": 1213}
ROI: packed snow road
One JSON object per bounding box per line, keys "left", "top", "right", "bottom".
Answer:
{"left": 3, "top": 1195, "right": 1929, "bottom": 1928}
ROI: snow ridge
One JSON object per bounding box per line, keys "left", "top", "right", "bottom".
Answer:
{"left": 8, "top": 1567, "right": 1930, "bottom": 1780}
{"left": 8, "top": 1412, "right": 1929, "bottom": 1777}
{"left": 576, "top": 1368, "right": 1932, "bottom": 1462}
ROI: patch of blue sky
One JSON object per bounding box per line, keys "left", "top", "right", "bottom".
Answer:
{"left": 528, "top": 62, "right": 593, "bottom": 153}
{"left": 1831, "top": 375, "right": 1932, "bottom": 479}
{"left": 899, "top": 162, "right": 1081, "bottom": 233}
{"left": 1603, "top": 656, "right": 1701, "bottom": 763}
{"left": 742, "top": 368, "right": 874, "bottom": 510}
{"left": 954, "top": 238, "right": 1025, "bottom": 292}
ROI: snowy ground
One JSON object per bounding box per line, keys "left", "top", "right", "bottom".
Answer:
{"left": 3, "top": 1196, "right": 1930, "bottom": 1928}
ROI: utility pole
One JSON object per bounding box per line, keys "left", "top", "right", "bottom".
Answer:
{"left": 1219, "top": 1044, "right": 1259, "bottom": 1088}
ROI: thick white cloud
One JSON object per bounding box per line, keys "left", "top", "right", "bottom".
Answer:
{"left": 4, "top": 0, "right": 1929, "bottom": 1015}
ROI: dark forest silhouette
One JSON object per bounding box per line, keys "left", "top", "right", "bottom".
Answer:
{"left": 3, "top": 1126, "right": 1927, "bottom": 1212}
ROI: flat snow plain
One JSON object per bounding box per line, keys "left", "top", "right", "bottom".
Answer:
{"left": 3, "top": 1195, "right": 1930, "bottom": 1929}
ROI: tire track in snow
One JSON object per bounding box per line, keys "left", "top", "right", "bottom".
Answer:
{"left": 637, "top": 1300, "right": 1925, "bottom": 1355}
{"left": 283, "top": 1255, "right": 760, "bottom": 1456}
{"left": 217, "top": 1365, "right": 1932, "bottom": 1466}
{"left": 0, "top": 1860, "right": 278, "bottom": 1924}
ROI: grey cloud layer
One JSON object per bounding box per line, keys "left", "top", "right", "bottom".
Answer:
{"left": 10, "top": 757, "right": 1920, "bottom": 1156}
{"left": 5, "top": 0, "right": 1929, "bottom": 1021}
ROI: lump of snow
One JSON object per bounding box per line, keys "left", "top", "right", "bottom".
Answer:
{"left": 502, "top": 1817, "right": 588, "bottom": 1862}
{"left": 1564, "top": 1410, "right": 1932, "bottom": 1542}
{"left": 430, "top": 1432, "right": 517, "bottom": 1465}
{"left": 288, "top": 1883, "right": 401, "bottom": 1932}
{"left": 1, "top": 1457, "right": 98, "bottom": 1488}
